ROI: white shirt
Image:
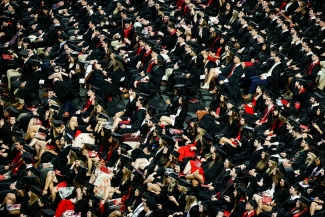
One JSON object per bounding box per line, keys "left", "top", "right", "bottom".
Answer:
{"left": 131, "top": 203, "right": 144, "bottom": 217}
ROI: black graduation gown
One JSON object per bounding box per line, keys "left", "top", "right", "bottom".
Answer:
{"left": 15, "top": 69, "right": 43, "bottom": 99}
{"left": 96, "top": 68, "right": 125, "bottom": 99}
{"left": 202, "top": 161, "right": 224, "bottom": 184}
{"left": 53, "top": 73, "right": 81, "bottom": 99}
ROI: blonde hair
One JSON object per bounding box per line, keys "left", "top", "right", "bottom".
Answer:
{"left": 178, "top": 185, "right": 189, "bottom": 194}
{"left": 185, "top": 195, "right": 197, "bottom": 211}
{"left": 29, "top": 192, "right": 39, "bottom": 205}
{"left": 167, "top": 177, "right": 178, "bottom": 193}
{"left": 195, "top": 127, "right": 205, "bottom": 141}
{"left": 122, "top": 167, "right": 132, "bottom": 184}
{"left": 306, "top": 152, "right": 317, "bottom": 166}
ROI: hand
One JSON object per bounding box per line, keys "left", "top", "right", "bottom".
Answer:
{"left": 168, "top": 195, "right": 176, "bottom": 202}
{"left": 75, "top": 110, "right": 81, "bottom": 114}
{"left": 120, "top": 124, "right": 126, "bottom": 129}
{"left": 20, "top": 82, "right": 26, "bottom": 88}
{"left": 219, "top": 80, "right": 224, "bottom": 85}
{"left": 0, "top": 119, "right": 4, "bottom": 126}
{"left": 224, "top": 195, "right": 231, "bottom": 202}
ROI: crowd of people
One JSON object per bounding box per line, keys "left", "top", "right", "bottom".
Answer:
{"left": 0, "top": 0, "right": 325, "bottom": 216}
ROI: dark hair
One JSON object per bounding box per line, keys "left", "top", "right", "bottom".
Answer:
{"left": 138, "top": 98, "right": 147, "bottom": 107}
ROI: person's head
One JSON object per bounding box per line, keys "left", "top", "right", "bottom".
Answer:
{"left": 53, "top": 16, "right": 60, "bottom": 24}
{"left": 312, "top": 53, "right": 320, "bottom": 62}
{"left": 224, "top": 159, "right": 234, "bottom": 169}
{"left": 301, "top": 137, "right": 311, "bottom": 149}
{"left": 254, "top": 137, "right": 263, "bottom": 148}
{"left": 229, "top": 167, "right": 240, "bottom": 178}
{"left": 250, "top": 27, "right": 258, "bottom": 37}
{"left": 233, "top": 54, "right": 241, "bottom": 64}
{"left": 143, "top": 199, "right": 156, "bottom": 212}
{"left": 15, "top": 140, "right": 24, "bottom": 150}
{"left": 87, "top": 88, "right": 96, "bottom": 97}
{"left": 274, "top": 53, "right": 282, "bottom": 63}
{"left": 245, "top": 200, "right": 257, "bottom": 211}
{"left": 289, "top": 185, "right": 300, "bottom": 196}
{"left": 178, "top": 34, "right": 186, "bottom": 44}
{"left": 136, "top": 98, "right": 147, "bottom": 108}
{"left": 167, "top": 23, "right": 176, "bottom": 33}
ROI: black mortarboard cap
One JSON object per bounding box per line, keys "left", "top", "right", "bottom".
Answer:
{"left": 31, "top": 59, "right": 42, "bottom": 66}
{"left": 6, "top": 106, "right": 20, "bottom": 118}
{"left": 299, "top": 196, "right": 312, "bottom": 206}
{"left": 165, "top": 170, "right": 178, "bottom": 179}
{"left": 228, "top": 99, "right": 236, "bottom": 106}
{"left": 90, "top": 86, "right": 101, "bottom": 93}
{"left": 149, "top": 116, "right": 159, "bottom": 124}
{"left": 30, "top": 185, "right": 42, "bottom": 196}
{"left": 124, "top": 163, "right": 133, "bottom": 171}
{"left": 22, "top": 152, "right": 33, "bottom": 164}
{"left": 248, "top": 199, "right": 258, "bottom": 209}
{"left": 178, "top": 178, "right": 191, "bottom": 188}
{"left": 42, "top": 209, "right": 56, "bottom": 217}
{"left": 186, "top": 191, "right": 197, "bottom": 196}
{"left": 270, "top": 156, "right": 278, "bottom": 163}
{"left": 312, "top": 92, "right": 324, "bottom": 101}
{"left": 24, "top": 143, "right": 36, "bottom": 153}
{"left": 203, "top": 133, "right": 214, "bottom": 142}
{"left": 89, "top": 208, "right": 101, "bottom": 216}
{"left": 303, "top": 136, "right": 313, "bottom": 146}
{"left": 10, "top": 2, "right": 20, "bottom": 8}
{"left": 137, "top": 185, "right": 146, "bottom": 194}
{"left": 292, "top": 183, "right": 302, "bottom": 192}
{"left": 19, "top": 49, "right": 29, "bottom": 57}
{"left": 122, "top": 17, "right": 133, "bottom": 24}
{"left": 91, "top": 17, "right": 100, "bottom": 25}
{"left": 236, "top": 184, "right": 247, "bottom": 192}
{"left": 52, "top": 119, "right": 62, "bottom": 127}
{"left": 90, "top": 195, "right": 102, "bottom": 205}
{"left": 13, "top": 131, "right": 24, "bottom": 138}
{"left": 111, "top": 133, "right": 122, "bottom": 140}
{"left": 40, "top": 196, "right": 52, "bottom": 207}
{"left": 152, "top": 46, "right": 160, "bottom": 54}
{"left": 77, "top": 154, "right": 88, "bottom": 162}
{"left": 230, "top": 107, "right": 239, "bottom": 113}
{"left": 120, "top": 143, "right": 133, "bottom": 151}
{"left": 146, "top": 198, "right": 157, "bottom": 207}
{"left": 170, "top": 150, "right": 180, "bottom": 158}
{"left": 85, "top": 183, "right": 95, "bottom": 191}
{"left": 161, "top": 134, "right": 173, "bottom": 143}
{"left": 84, "top": 143, "right": 97, "bottom": 151}
{"left": 77, "top": 60, "right": 86, "bottom": 67}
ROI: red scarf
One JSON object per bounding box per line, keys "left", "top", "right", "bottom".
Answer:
{"left": 298, "top": 87, "right": 306, "bottom": 94}
{"left": 183, "top": 5, "right": 189, "bottom": 16}
{"left": 168, "top": 29, "right": 177, "bottom": 37}
{"left": 11, "top": 152, "right": 23, "bottom": 175}
{"left": 141, "top": 50, "right": 152, "bottom": 63}
{"left": 260, "top": 105, "right": 274, "bottom": 123}
{"left": 305, "top": 61, "right": 320, "bottom": 75}
{"left": 146, "top": 60, "right": 155, "bottom": 73}
{"left": 136, "top": 46, "right": 144, "bottom": 55}
{"left": 123, "top": 24, "right": 133, "bottom": 39}
{"left": 176, "top": 0, "right": 185, "bottom": 8}
{"left": 82, "top": 97, "right": 95, "bottom": 112}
